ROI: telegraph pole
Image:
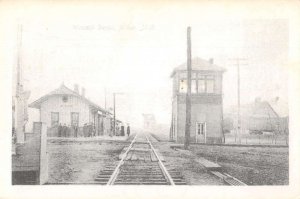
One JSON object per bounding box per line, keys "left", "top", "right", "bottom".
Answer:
{"left": 184, "top": 27, "right": 192, "bottom": 149}
{"left": 237, "top": 60, "right": 241, "bottom": 143}
{"left": 229, "top": 58, "right": 247, "bottom": 144}
{"left": 104, "top": 88, "right": 107, "bottom": 110}
{"left": 15, "top": 24, "right": 25, "bottom": 144}
{"left": 16, "top": 24, "right": 23, "bottom": 98}
{"left": 113, "top": 92, "right": 124, "bottom": 136}
{"left": 113, "top": 93, "right": 116, "bottom": 136}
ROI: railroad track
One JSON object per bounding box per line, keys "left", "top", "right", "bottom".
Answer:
{"left": 95, "top": 133, "right": 186, "bottom": 185}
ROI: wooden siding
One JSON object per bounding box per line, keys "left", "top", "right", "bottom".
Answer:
{"left": 176, "top": 103, "right": 223, "bottom": 142}
{"left": 177, "top": 94, "right": 222, "bottom": 104}
{"left": 40, "top": 95, "right": 90, "bottom": 127}
{"left": 103, "top": 116, "right": 112, "bottom": 135}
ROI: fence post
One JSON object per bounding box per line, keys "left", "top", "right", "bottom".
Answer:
{"left": 234, "top": 129, "right": 237, "bottom": 143}
{"left": 40, "top": 123, "right": 48, "bottom": 185}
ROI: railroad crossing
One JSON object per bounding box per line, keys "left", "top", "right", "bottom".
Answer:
{"left": 95, "top": 133, "right": 186, "bottom": 185}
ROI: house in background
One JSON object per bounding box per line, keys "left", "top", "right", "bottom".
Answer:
{"left": 170, "top": 57, "right": 226, "bottom": 144}
{"left": 29, "top": 83, "right": 113, "bottom": 137}
{"left": 224, "top": 97, "right": 289, "bottom": 134}
{"left": 142, "top": 114, "right": 156, "bottom": 130}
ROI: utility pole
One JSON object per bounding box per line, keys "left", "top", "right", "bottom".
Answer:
{"left": 104, "top": 88, "right": 107, "bottom": 110}
{"left": 15, "top": 24, "right": 25, "bottom": 144}
{"left": 113, "top": 92, "right": 124, "bottom": 136}
{"left": 113, "top": 93, "right": 115, "bottom": 136}
{"left": 229, "top": 58, "right": 247, "bottom": 144}
{"left": 184, "top": 27, "right": 192, "bottom": 150}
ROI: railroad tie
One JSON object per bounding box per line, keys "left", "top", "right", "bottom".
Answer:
{"left": 144, "top": 154, "right": 151, "bottom": 162}
{"left": 125, "top": 151, "right": 133, "bottom": 160}
{"left": 150, "top": 151, "right": 158, "bottom": 162}
{"left": 157, "top": 151, "right": 165, "bottom": 162}
{"left": 131, "top": 153, "right": 138, "bottom": 161}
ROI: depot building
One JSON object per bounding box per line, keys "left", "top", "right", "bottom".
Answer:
{"left": 29, "top": 83, "right": 113, "bottom": 137}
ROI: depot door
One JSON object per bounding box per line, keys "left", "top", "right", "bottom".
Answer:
{"left": 196, "top": 122, "right": 206, "bottom": 143}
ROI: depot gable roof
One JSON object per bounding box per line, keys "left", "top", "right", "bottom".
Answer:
{"left": 29, "top": 84, "right": 110, "bottom": 114}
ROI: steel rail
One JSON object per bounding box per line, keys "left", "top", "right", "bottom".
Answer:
{"left": 146, "top": 136, "right": 175, "bottom": 185}
{"left": 106, "top": 134, "right": 138, "bottom": 185}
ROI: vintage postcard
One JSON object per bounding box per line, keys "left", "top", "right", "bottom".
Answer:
{"left": 0, "top": 0, "right": 300, "bottom": 199}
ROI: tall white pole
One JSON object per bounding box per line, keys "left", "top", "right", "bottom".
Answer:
{"left": 104, "top": 88, "right": 107, "bottom": 110}
{"left": 237, "top": 60, "right": 241, "bottom": 144}
{"left": 16, "top": 24, "right": 25, "bottom": 143}
{"left": 229, "top": 58, "right": 247, "bottom": 144}
{"left": 113, "top": 93, "right": 116, "bottom": 136}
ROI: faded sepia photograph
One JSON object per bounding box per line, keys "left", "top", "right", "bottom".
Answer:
{"left": 1, "top": 0, "right": 300, "bottom": 198}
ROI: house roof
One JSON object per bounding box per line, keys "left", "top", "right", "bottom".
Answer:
{"left": 170, "top": 57, "right": 226, "bottom": 77}
{"left": 225, "top": 99, "right": 286, "bottom": 118}
{"left": 269, "top": 97, "right": 289, "bottom": 117}
{"left": 29, "top": 84, "right": 110, "bottom": 114}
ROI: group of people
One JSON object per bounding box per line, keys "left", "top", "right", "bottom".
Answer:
{"left": 57, "top": 123, "right": 69, "bottom": 137}
{"left": 57, "top": 123, "right": 79, "bottom": 137}
{"left": 54, "top": 123, "right": 130, "bottom": 137}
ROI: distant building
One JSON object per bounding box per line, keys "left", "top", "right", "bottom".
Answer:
{"left": 170, "top": 57, "right": 226, "bottom": 144}
{"left": 142, "top": 114, "right": 156, "bottom": 130}
{"left": 29, "top": 84, "right": 112, "bottom": 137}
{"left": 224, "top": 97, "right": 289, "bottom": 133}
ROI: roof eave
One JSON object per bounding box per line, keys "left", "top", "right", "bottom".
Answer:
{"left": 28, "top": 104, "right": 40, "bottom": 109}
{"left": 170, "top": 68, "right": 226, "bottom": 78}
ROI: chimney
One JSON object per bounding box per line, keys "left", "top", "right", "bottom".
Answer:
{"left": 209, "top": 58, "right": 214, "bottom": 64}
{"left": 81, "top": 87, "right": 85, "bottom": 97}
{"left": 74, "top": 84, "right": 79, "bottom": 94}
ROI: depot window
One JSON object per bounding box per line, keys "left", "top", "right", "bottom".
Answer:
{"left": 51, "top": 112, "right": 59, "bottom": 126}
{"left": 71, "top": 112, "right": 79, "bottom": 126}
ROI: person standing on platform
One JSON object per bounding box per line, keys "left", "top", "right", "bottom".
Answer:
{"left": 74, "top": 125, "right": 78, "bottom": 137}
{"left": 127, "top": 124, "right": 130, "bottom": 137}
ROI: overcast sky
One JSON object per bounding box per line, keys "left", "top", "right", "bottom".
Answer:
{"left": 6, "top": 1, "right": 295, "bottom": 128}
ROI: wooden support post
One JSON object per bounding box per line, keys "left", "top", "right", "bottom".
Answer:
{"left": 39, "top": 123, "right": 48, "bottom": 184}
